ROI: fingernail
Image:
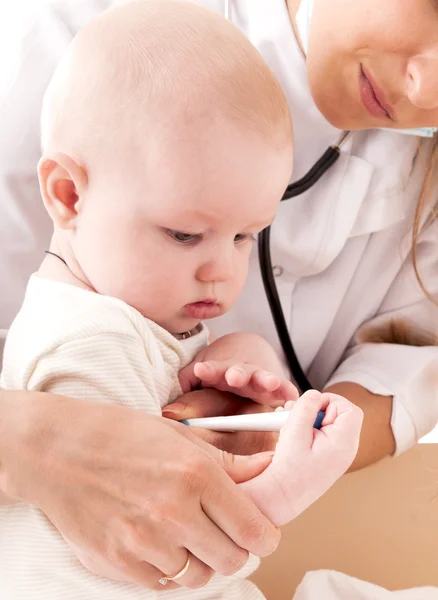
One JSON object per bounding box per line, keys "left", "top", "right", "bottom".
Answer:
{"left": 256, "top": 451, "right": 275, "bottom": 459}
{"left": 230, "top": 366, "right": 246, "bottom": 375}
{"left": 162, "top": 403, "right": 186, "bottom": 415}
{"left": 303, "top": 390, "right": 320, "bottom": 400}
{"left": 271, "top": 401, "right": 285, "bottom": 409}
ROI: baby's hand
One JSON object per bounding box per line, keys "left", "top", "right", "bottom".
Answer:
{"left": 240, "top": 390, "right": 363, "bottom": 526}
{"left": 179, "top": 359, "right": 299, "bottom": 406}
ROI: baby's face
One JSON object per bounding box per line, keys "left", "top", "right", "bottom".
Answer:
{"left": 73, "top": 117, "right": 292, "bottom": 334}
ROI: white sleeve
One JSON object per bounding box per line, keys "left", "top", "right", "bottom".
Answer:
{"left": 0, "top": 329, "right": 6, "bottom": 368}
{"left": 0, "top": 1, "right": 113, "bottom": 329}
{"left": 326, "top": 218, "right": 438, "bottom": 455}
{"left": 0, "top": 2, "right": 74, "bottom": 329}
{"left": 26, "top": 332, "right": 166, "bottom": 415}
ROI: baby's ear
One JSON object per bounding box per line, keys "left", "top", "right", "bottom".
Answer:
{"left": 38, "top": 153, "right": 88, "bottom": 230}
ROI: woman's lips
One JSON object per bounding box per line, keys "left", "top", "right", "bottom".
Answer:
{"left": 184, "top": 301, "right": 222, "bottom": 320}
{"left": 359, "top": 65, "right": 394, "bottom": 121}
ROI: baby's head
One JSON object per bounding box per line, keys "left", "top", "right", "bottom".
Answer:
{"left": 39, "top": 0, "right": 293, "bottom": 334}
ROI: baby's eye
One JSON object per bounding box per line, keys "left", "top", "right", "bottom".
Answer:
{"left": 167, "top": 230, "right": 201, "bottom": 244}
{"left": 234, "top": 233, "right": 256, "bottom": 244}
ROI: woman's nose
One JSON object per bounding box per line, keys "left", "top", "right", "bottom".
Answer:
{"left": 406, "top": 53, "right": 438, "bottom": 110}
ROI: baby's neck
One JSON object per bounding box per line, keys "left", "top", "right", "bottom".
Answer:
{"left": 38, "top": 236, "right": 95, "bottom": 293}
{"left": 38, "top": 236, "right": 202, "bottom": 340}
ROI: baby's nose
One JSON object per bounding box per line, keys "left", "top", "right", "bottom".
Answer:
{"left": 196, "top": 249, "right": 234, "bottom": 283}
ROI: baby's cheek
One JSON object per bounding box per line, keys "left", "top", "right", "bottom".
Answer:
{"left": 232, "top": 257, "right": 251, "bottom": 297}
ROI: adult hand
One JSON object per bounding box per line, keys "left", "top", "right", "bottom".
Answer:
{"left": 163, "top": 388, "right": 280, "bottom": 455}
{"left": 0, "top": 391, "right": 280, "bottom": 590}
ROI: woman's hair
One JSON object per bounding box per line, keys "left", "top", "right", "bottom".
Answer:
{"left": 358, "top": 137, "right": 438, "bottom": 348}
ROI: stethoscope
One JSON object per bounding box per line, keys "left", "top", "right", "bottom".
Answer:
{"left": 258, "top": 131, "right": 351, "bottom": 392}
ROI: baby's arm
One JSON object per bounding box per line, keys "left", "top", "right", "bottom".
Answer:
{"left": 28, "top": 332, "right": 161, "bottom": 409}
{"left": 240, "top": 391, "right": 363, "bottom": 526}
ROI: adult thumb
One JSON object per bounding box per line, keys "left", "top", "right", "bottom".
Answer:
{"left": 211, "top": 448, "right": 274, "bottom": 484}
{"left": 170, "top": 417, "right": 274, "bottom": 483}
{"left": 162, "top": 388, "right": 240, "bottom": 421}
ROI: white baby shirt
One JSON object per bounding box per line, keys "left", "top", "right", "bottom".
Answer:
{"left": 0, "top": 275, "right": 263, "bottom": 600}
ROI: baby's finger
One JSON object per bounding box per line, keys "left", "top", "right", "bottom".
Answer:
{"left": 193, "top": 361, "right": 227, "bottom": 385}
{"left": 319, "top": 392, "right": 364, "bottom": 446}
{"left": 250, "top": 370, "right": 281, "bottom": 392}
{"left": 194, "top": 360, "right": 255, "bottom": 387}
{"left": 178, "top": 361, "right": 200, "bottom": 393}
{"left": 225, "top": 366, "right": 253, "bottom": 388}
{"left": 267, "top": 379, "right": 299, "bottom": 402}
{"left": 278, "top": 390, "right": 324, "bottom": 451}
{"left": 318, "top": 392, "right": 357, "bottom": 424}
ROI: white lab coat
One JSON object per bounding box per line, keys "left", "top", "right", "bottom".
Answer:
{"left": 293, "top": 570, "right": 438, "bottom": 600}
{"left": 0, "top": 0, "right": 437, "bottom": 454}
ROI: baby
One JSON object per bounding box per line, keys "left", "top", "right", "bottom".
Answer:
{"left": 0, "top": 1, "right": 363, "bottom": 599}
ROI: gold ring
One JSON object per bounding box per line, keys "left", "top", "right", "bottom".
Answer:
{"left": 158, "top": 552, "right": 191, "bottom": 586}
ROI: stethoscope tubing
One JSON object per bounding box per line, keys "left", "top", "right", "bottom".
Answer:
{"left": 258, "top": 132, "right": 350, "bottom": 391}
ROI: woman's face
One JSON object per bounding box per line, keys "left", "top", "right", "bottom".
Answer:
{"left": 304, "top": 0, "right": 438, "bottom": 130}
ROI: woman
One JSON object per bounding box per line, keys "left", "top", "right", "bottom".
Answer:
{"left": 0, "top": 0, "right": 437, "bottom": 590}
